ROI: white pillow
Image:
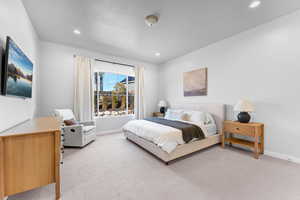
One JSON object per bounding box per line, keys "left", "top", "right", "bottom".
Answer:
{"left": 188, "top": 111, "right": 207, "bottom": 123}
{"left": 182, "top": 111, "right": 215, "bottom": 125}
{"left": 164, "top": 109, "right": 184, "bottom": 121}
{"left": 205, "top": 113, "right": 216, "bottom": 125}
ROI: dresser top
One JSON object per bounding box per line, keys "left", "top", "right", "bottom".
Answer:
{"left": 224, "top": 120, "right": 264, "bottom": 127}
{"left": 0, "top": 117, "right": 61, "bottom": 137}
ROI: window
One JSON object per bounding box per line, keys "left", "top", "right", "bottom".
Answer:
{"left": 93, "top": 62, "right": 135, "bottom": 117}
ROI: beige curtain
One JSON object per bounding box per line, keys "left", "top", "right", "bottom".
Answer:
{"left": 73, "top": 56, "right": 94, "bottom": 121}
{"left": 134, "top": 66, "right": 146, "bottom": 119}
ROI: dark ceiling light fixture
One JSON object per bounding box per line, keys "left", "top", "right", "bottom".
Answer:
{"left": 145, "top": 14, "right": 159, "bottom": 27}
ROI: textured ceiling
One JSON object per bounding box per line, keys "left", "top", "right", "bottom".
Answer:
{"left": 22, "top": 0, "right": 300, "bottom": 64}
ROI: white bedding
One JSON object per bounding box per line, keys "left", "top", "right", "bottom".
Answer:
{"left": 205, "top": 123, "right": 217, "bottom": 136}
{"left": 123, "top": 119, "right": 217, "bottom": 153}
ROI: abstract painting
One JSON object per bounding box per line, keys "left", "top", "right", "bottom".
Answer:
{"left": 183, "top": 68, "right": 207, "bottom": 96}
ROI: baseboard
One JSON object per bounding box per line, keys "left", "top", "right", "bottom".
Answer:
{"left": 264, "top": 150, "right": 300, "bottom": 164}
{"left": 96, "top": 129, "right": 122, "bottom": 136}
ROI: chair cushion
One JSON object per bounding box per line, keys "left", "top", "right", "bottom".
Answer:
{"left": 83, "top": 126, "right": 95, "bottom": 133}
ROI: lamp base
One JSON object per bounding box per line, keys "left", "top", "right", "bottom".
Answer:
{"left": 160, "top": 107, "right": 165, "bottom": 114}
{"left": 237, "top": 112, "right": 251, "bottom": 123}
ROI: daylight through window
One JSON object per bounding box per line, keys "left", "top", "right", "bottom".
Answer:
{"left": 93, "top": 62, "right": 135, "bottom": 117}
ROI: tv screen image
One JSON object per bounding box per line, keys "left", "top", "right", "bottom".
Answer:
{"left": 4, "top": 37, "right": 33, "bottom": 98}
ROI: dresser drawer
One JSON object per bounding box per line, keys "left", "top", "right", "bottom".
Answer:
{"left": 224, "top": 123, "right": 255, "bottom": 137}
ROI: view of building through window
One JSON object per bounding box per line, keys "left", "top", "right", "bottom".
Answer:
{"left": 94, "top": 72, "right": 135, "bottom": 117}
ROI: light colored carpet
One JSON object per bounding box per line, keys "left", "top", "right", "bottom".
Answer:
{"left": 9, "top": 133, "right": 300, "bottom": 200}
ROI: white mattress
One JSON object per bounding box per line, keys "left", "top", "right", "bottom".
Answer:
{"left": 123, "top": 119, "right": 217, "bottom": 153}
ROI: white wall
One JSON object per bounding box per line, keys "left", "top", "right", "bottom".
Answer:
{"left": 0, "top": 0, "right": 40, "bottom": 132}
{"left": 159, "top": 10, "right": 300, "bottom": 159}
{"left": 38, "top": 41, "right": 159, "bottom": 133}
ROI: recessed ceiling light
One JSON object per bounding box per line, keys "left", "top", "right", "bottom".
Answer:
{"left": 249, "top": 1, "right": 261, "bottom": 8}
{"left": 155, "top": 52, "right": 160, "bottom": 56}
{"left": 73, "top": 29, "right": 81, "bottom": 35}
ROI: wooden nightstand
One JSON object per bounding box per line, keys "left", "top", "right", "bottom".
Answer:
{"left": 222, "top": 120, "right": 264, "bottom": 159}
{"left": 153, "top": 112, "right": 165, "bottom": 118}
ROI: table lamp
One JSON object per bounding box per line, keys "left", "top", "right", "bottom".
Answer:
{"left": 158, "top": 100, "right": 167, "bottom": 114}
{"left": 234, "top": 99, "right": 254, "bottom": 123}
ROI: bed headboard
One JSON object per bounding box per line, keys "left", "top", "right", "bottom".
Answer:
{"left": 170, "top": 103, "right": 225, "bottom": 131}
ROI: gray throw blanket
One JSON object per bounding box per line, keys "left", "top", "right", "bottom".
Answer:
{"left": 145, "top": 117, "right": 205, "bottom": 143}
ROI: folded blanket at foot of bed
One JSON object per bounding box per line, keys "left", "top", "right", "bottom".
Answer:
{"left": 144, "top": 117, "right": 205, "bottom": 143}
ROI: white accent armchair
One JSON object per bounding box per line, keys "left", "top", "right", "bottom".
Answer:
{"left": 54, "top": 109, "right": 96, "bottom": 147}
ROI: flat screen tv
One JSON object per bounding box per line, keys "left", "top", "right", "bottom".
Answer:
{"left": 1, "top": 37, "right": 33, "bottom": 98}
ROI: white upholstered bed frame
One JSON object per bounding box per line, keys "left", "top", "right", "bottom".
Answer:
{"left": 124, "top": 103, "right": 225, "bottom": 164}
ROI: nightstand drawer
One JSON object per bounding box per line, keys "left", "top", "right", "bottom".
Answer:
{"left": 224, "top": 123, "right": 255, "bottom": 137}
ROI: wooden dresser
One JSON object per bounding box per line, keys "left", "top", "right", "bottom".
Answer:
{"left": 0, "top": 117, "right": 62, "bottom": 200}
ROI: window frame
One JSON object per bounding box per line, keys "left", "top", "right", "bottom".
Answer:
{"left": 94, "top": 71, "right": 135, "bottom": 118}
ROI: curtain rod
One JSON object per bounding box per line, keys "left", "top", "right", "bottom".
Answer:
{"left": 73, "top": 55, "right": 135, "bottom": 68}
{"left": 95, "top": 58, "right": 135, "bottom": 68}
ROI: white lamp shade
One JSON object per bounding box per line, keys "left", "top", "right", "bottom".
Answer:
{"left": 234, "top": 99, "right": 254, "bottom": 112}
{"left": 158, "top": 100, "right": 167, "bottom": 107}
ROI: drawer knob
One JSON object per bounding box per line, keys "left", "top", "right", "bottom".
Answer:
{"left": 236, "top": 127, "right": 240, "bottom": 130}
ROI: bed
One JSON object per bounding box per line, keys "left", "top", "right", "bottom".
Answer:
{"left": 123, "top": 103, "right": 225, "bottom": 164}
